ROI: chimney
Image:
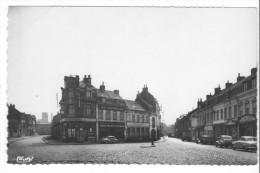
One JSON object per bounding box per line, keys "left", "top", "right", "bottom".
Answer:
{"left": 206, "top": 93, "right": 212, "bottom": 100}
{"left": 225, "top": 80, "right": 232, "bottom": 88}
{"left": 100, "top": 81, "right": 105, "bottom": 92}
{"left": 114, "top": 89, "right": 119, "bottom": 96}
{"left": 214, "top": 85, "right": 221, "bottom": 94}
{"left": 86, "top": 75, "right": 92, "bottom": 84}
{"left": 143, "top": 84, "right": 148, "bottom": 92}
{"left": 76, "top": 75, "right": 79, "bottom": 86}
{"left": 237, "top": 73, "right": 245, "bottom": 82}
{"left": 83, "top": 75, "right": 87, "bottom": 83}
{"left": 197, "top": 98, "right": 202, "bottom": 108}
{"left": 251, "top": 68, "right": 257, "bottom": 75}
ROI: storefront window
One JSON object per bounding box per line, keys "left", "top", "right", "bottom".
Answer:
{"left": 136, "top": 128, "right": 140, "bottom": 137}
{"left": 141, "top": 128, "right": 144, "bottom": 137}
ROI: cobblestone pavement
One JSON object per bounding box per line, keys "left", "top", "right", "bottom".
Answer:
{"left": 7, "top": 136, "right": 257, "bottom": 165}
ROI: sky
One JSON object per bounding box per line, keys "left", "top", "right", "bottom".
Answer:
{"left": 7, "top": 7, "right": 257, "bottom": 125}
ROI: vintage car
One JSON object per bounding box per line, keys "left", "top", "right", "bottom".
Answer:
{"left": 196, "top": 135, "right": 213, "bottom": 145}
{"left": 215, "top": 135, "right": 233, "bottom": 148}
{"left": 232, "top": 136, "right": 257, "bottom": 152}
{"left": 101, "top": 136, "right": 118, "bottom": 144}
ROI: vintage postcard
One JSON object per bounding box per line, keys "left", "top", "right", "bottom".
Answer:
{"left": 0, "top": 1, "right": 259, "bottom": 173}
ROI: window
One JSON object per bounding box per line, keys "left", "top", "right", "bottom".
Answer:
{"left": 217, "top": 110, "right": 219, "bottom": 120}
{"left": 252, "top": 79, "right": 256, "bottom": 88}
{"left": 245, "top": 102, "right": 249, "bottom": 114}
{"left": 68, "top": 89, "right": 74, "bottom": 98}
{"left": 224, "top": 108, "right": 227, "bottom": 119}
{"left": 146, "top": 116, "right": 149, "bottom": 123}
{"left": 141, "top": 128, "right": 144, "bottom": 137}
{"left": 152, "top": 118, "right": 155, "bottom": 128}
{"left": 132, "top": 114, "right": 135, "bottom": 122}
{"left": 86, "top": 91, "right": 91, "bottom": 99}
{"left": 119, "top": 111, "right": 124, "bottom": 121}
{"left": 228, "top": 106, "right": 232, "bottom": 119}
{"left": 98, "top": 110, "right": 103, "bottom": 120}
{"left": 252, "top": 100, "right": 257, "bottom": 115}
{"left": 213, "top": 111, "right": 215, "bottom": 121}
{"left": 113, "top": 111, "right": 117, "bottom": 120}
{"left": 68, "top": 105, "right": 75, "bottom": 115}
{"left": 85, "top": 105, "right": 91, "bottom": 117}
{"left": 244, "top": 83, "right": 247, "bottom": 92}
{"left": 239, "top": 103, "right": 243, "bottom": 116}
{"left": 142, "top": 115, "right": 145, "bottom": 122}
{"left": 137, "top": 115, "right": 140, "bottom": 122}
{"left": 102, "top": 97, "right": 106, "bottom": 103}
{"left": 105, "top": 110, "right": 110, "bottom": 120}
{"left": 210, "top": 112, "right": 213, "bottom": 122}
{"left": 127, "top": 114, "right": 130, "bottom": 121}
{"left": 234, "top": 105, "right": 237, "bottom": 118}
{"left": 220, "top": 109, "right": 223, "bottom": 119}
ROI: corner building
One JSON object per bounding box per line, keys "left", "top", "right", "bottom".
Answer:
{"left": 51, "top": 76, "right": 161, "bottom": 142}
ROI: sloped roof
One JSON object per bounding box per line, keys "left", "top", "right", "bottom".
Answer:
{"left": 97, "top": 89, "right": 123, "bottom": 100}
{"left": 79, "top": 81, "right": 96, "bottom": 89}
{"left": 124, "top": 100, "right": 146, "bottom": 111}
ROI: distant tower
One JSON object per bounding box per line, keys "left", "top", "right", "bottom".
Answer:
{"left": 42, "top": 112, "right": 48, "bottom": 123}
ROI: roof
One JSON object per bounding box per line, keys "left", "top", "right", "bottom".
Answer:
{"left": 97, "top": 89, "right": 123, "bottom": 100}
{"left": 124, "top": 100, "right": 146, "bottom": 111}
{"left": 79, "top": 81, "right": 96, "bottom": 89}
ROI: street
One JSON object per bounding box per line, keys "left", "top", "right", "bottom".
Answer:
{"left": 7, "top": 136, "right": 257, "bottom": 165}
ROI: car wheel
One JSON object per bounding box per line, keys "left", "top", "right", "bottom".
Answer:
{"left": 232, "top": 146, "right": 236, "bottom": 150}
{"left": 105, "top": 141, "right": 108, "bottom": 144}
{"left": 215, "top": 144, "right": 218, "bottom": 147}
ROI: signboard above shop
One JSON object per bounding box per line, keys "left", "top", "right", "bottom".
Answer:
{"left": 98, "top": 105, "right": 124, "bottom": 111}
{"left": 239, "top": 115, "right": 256, "bottom": 123}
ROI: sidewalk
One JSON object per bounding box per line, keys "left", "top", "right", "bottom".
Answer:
{"left": 42, "top": 137, "right": 98, "bottom": 145}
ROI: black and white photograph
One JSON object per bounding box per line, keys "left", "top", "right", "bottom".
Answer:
{"left": 0, "top": 1, "right": 259, "bottom": 173}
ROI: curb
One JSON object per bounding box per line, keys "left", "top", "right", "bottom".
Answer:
{"left": 7, "top": 136, "right": 34, "bottom": 147}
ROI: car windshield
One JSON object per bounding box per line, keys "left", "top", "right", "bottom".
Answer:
{"left": 245, "top": 137, "right": 257, "bottom": 141}
{"left": 222, "top": 137, "right": 232, "bottom": 140}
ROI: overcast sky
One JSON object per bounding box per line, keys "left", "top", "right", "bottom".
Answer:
{"left": 7, "top": 7, "right": 257, "bottom": 125}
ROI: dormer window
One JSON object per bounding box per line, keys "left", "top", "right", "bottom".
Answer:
{"left": 102, "top": 97, "right": 106, "bottom": 103}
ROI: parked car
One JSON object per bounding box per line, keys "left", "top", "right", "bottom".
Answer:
{"left": 215, "top": 135, "right": 233, "bottom": 148}
{"left": 232, "top": 136, "right": 257, "bottom": 152}
{"left": 101, "top": 136, "right": 118, "bottom": 144}
{"left": 196, "top": 135, "right": 213, "bottom": 145}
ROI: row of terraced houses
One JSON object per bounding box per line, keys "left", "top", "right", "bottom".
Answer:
{"left": 51, "top": 75, "right": 161, "bottom": 142}
{"left": 175, "top": 68, "right": 257, "bottom": 141}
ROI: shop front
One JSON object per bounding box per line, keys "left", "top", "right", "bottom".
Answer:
{"left": 238, "top": 114, "right": 257, "bottom": 137}
{"left": 196, "top": 125, "right": 204, "bottom": 138}
{"left": 213, "top": 123, "right": 225, "bottom": 140}
{"left": 61, "top": 120, "right": 96, "bottom": 141}
{"left": 99, "top": 122, "right": 125, "bottom": 140}
{"left": 225, "top": 119, "right": 238, "bottom": 140}
{"left": 204, "top": 125, "right": 213, "bottom": 139}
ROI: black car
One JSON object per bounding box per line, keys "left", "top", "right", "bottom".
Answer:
{"left": 196, "top": 135, "right": 213, "bottom": 145}
{"left": 215, "top": 135, "right": 233, "bottom": 148}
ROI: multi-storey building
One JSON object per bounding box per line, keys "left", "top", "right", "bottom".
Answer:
{"left": 51, "top": 76, "right": 161, "bottom": 142}
{"left": 175, "top": 67, "right": 257, "bottom": 141}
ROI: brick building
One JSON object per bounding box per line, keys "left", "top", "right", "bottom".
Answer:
{"left": 51, "top": 75, "right": 161, "bottom": 142}
{"left": 175, "top": 67, "right": 257, "bottom": 141}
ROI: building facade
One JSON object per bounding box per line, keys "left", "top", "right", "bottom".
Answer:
{"left": 175, "top": 68, "right": 257, "bottom": 141}
{"left": 51, "top": 75, "right": 161, "bottom": 142}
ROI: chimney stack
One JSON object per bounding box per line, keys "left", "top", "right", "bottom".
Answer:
{"left": 237, "top": 73, "right": 245, "bottom": 82}
{"left": 206, "top": 93, "right": 212, "bottom": 100}
{"left": 143, "top": 84, "right": 148, "bottom": 92}
{"left": 214, "top": 85, "right": 221, "bottom": 94}
{"left": 251, "top": 68, "right": 257, "bottom": 75}
{"left": 114, "top": 90, "right": 119, "bottom": 96}
{"left": 100, "top": 81, "right": 105, "bottom": 92}
{"left": 225, "top": 80, "right": 232, "bottom": 88}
